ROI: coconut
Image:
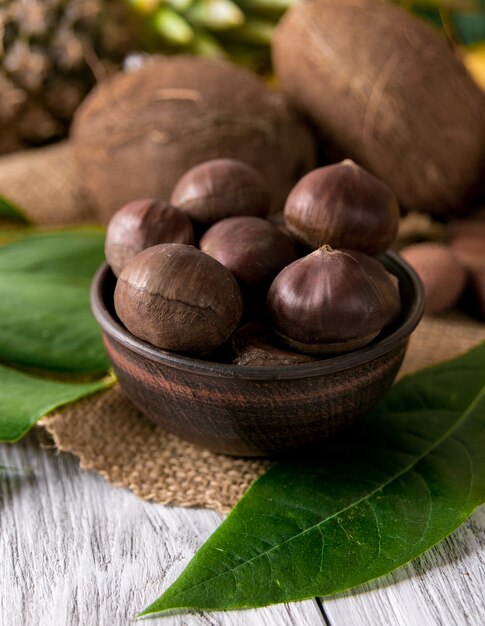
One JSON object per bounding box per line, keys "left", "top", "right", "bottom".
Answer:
{"left": 272, "top": 0, "right": 485, "bottom": 217}
{"left": 71, "top": 56, "right": 317, "bottom": 223}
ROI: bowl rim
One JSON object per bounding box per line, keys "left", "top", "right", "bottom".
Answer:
{"left": 91, "top": 251, "right": 424, "bottom": 381}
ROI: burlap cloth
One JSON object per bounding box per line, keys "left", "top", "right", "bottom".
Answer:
{"left": 0, "top": 142, "right": 96, "bottom": 226}
{"left": 40, "top": 313, "right": 485, "bottom": 513}
{"left": 1, "top": 142, "right": 484, "bottom": 513}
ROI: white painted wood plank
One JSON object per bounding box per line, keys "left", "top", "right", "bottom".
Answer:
{"left": 0, "top": 431, "right": 324, "bottom": 626}
{"left": 323, "top": 507, "right": 485, "bottom": 626}
{"left": 6, "top": 430, "right": 483, "bottom": 626}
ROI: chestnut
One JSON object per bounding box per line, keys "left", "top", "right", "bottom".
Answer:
{"left": 266, "top": 246, "right": 401, "bottom": 355}
{"left": 170, "top": 159, "right": 271, "bottom": 226}
{"left": 199, "top": 216, "right": 298, "bottom": 292}
{"left": 449, "top": 223, "right": 485, "bottom": 320}
{"left": 400, "top": 242, "right": 467, "bottom": 316}
{"left": 114, "top": 243, "right": 243, "bottom": 355}
{"left": 105, "top": 199, "right": 194, "bottom": 277}
{"left": 284, "top": 160, "right": 400, "bottom": 255}
{"left": 232, "top": 323, "right": 319, "bottom": 366}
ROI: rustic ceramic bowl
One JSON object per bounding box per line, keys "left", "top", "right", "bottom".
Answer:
{"left": 91, "top": 252, "right": 423, "bottom": 457}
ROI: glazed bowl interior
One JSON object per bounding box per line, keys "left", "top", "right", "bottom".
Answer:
{"left": 91, "top": 252, "right": 424, "bottom": 456}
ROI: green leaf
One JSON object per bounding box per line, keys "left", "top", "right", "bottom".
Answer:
{"left": 140, "top": 343, "right": 485, "bottom": 617}
{"left": 153, "top": 6, "right": 195, "bottom": 45}
{"left": 0, "top": 196, "right": 29, "bottom": 224}
{"left": 221, "top": 16, "right": 275, "bottom": 44}
{"left": 186, "top": 0, "right": 245, "bottom": 30}
{"left": 0, "top": 229, "right": 109, "bottom": 373}
{"left": 237, "top": 0, "right": 291, "bottom": 17}
{"left": 167, "top": 0, "right": 195, "bottom": 12}
{"left": 190, "top": 28, "right": 228, "bottom": 56}
{"left": 0, "top": 363, "right": 115, "bottom": 442}
{"left": 0, "top": 229, "right": 105, "bottom": 278}
{"left": 453, "top": 2, "right": 485, "bottom": 45}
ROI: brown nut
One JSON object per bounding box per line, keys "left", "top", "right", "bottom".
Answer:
{"left": 266, "top": 245, "right": 401, "bottom": 355}
{"left": 284, "top": 160, "right": 400, "bottom": 254}
{"left": 114, "top": 244, "right": 243, "bottom": 355}
{"left": 105, "top": 199, "right": 194, "bottom": 277}
{"left": 170, "top": 159, "right": 271, "bottom": 226}
{"left": 449, "top": 221, "right": 485, "bottom": 320}
{"left": 199, "top": 216, "right": 298, "bottom": 292}
{"left": 400, "top": 242, "right": 467, "bottom": 315}
{"left": 232, "top": 322, "right": 319, "bottom": 366}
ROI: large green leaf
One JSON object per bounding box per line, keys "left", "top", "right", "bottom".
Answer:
{"left": 0, "top": 229, "right": 105, "bottom": 279}
{"left": 0, "top": 196, "right": 29, "bottom": 224}
{"left": 0, "top": 230, "right": 109, "bottom": 373}
{"left": 141, "top": 343, "right": 485, "bottom": 617}
{"left": 0, "top": 363, "right": 115, "bottom": 442}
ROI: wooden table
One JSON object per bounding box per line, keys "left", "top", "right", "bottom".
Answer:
{"left": 1, "top": 429, "right": 484, "bottom": 626}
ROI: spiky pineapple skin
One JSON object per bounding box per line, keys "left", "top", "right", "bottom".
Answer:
{"left": 0, "top": 0, "right": 138, "bottom": 154}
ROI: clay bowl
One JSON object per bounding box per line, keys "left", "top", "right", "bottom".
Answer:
{"left": 91, "top": 252, "right": 423, "bottom": 457}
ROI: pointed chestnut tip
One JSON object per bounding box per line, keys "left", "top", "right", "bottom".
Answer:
{"left": 341, "top": 158, "right": 357, "bottom": 168}
{"left": 266, "top": 248, "right": 401, "bottom": 355}
{"left": 283, "top": 160, "right": 399, "bottom": 255}
{"left": 318, "top": 244, "right": 336, "bottom": 254}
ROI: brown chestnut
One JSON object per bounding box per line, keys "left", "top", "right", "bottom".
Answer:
{"left": 449, "top": 220, "right": 485, "bottom": 320}
{"left": 170, "top": 159, "right": 271, "bottom": 226}
{"left": 232, "top": 323, "right": 319, "bottom": 366}
{"left": 400, "top": 242, "right": 466, "bottom": 315}
{"left": 284, "top": 160, "right": 400, "bottom": 255}
{"left": 105, "top": 199, "right": 194, "bottom": 277}
{"left": 266, "top": 246, "right": 401, "bottom": 355}
{"left": 114, "top": 244, "right": 243, "bottom": 355}
{"left": 199, "top": 216, "right": 298, "bottom": 292}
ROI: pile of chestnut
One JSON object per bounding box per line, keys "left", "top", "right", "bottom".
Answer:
{"left": 106, "top": 158, "right": 402, "bottom": 365}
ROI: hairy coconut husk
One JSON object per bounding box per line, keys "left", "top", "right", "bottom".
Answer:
{"left": 71, "top": 56, "right": 317, "bottom": 223}
{"left": 272, "top": 0, "right": 485, "bottom": 217}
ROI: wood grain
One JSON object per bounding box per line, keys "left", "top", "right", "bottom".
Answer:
{"left": 323, "top": 506, "right": 485, "bottom": 626}
{"left": 0, "top": 430, "right": 324, "bottom": 626}
{"left": 1, "top": 430, "right": 484, "bottom": 626}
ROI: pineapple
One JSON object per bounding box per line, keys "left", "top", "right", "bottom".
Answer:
{"left": 0, "top": 0, "right": 138, "bottom": 154}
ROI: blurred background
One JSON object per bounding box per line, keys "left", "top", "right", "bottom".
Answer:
{"left": 0, "top": 0, "right": 484, "bottom": 155}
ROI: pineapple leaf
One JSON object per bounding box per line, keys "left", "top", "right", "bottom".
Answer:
{"left": 186, "top": 0, "right": 246, "bottom": 30}
{"left": 220, "top": 16, "right": 275, "bottom": 44}
{"left": 153, "top": 7, "right": 195, "bottom": 44}
{"left": 166, "top": 0, "right": 195, "bottom": 12}
{"left": 190, "top": 28, "right": 228, "bottom": 55}
{"left": 237, "top": 0, "right": 292, "bottom": 17}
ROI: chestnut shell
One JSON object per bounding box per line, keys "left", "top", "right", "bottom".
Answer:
{"left": 105, "top": 199, "right": 194, "bottom": 277}
{"left": 232, "top": 322, "right": 319, "bottom": 366}
{"left": 170, "top": 158, "right": 271, "bottom": 225}
{"left": 114, "top": 243, "right": 243, "bottom": 355}
{"left": 284, "top": 160, "right": 400, "bottom": 254}
{"left": 266, "top": 246, "right": 401, "bottom": 354}
{"left": 199, "top": 216, "right": 298, "bottom": 291}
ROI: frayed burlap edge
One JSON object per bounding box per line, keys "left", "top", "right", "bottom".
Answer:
{"left": 42, "top": 385, "right": 270, "bottom": 514}
{"left": 41, "top": 313, "right": 485, "bottom": 514}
